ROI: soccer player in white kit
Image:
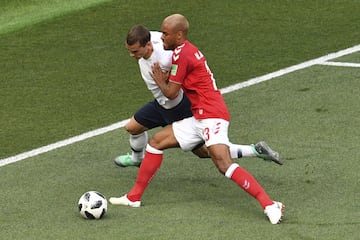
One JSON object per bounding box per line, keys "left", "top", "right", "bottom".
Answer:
{"left": 115, "top": 25, "right": 283, "bottom": 167}
{"left": 111, "top": 19, "right": 284, "bottom": 225}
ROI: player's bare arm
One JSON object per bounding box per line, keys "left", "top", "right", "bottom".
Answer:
{"left": 151, "top": 62, "right": 180, "bottom": 100}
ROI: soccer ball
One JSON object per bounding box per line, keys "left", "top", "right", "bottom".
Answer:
{"left": 78, "top": 191, "right": 108, "bottom": 219}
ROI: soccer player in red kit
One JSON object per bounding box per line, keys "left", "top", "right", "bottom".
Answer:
{"left": 110, "top": 14, "right": 284, "bottom": 224}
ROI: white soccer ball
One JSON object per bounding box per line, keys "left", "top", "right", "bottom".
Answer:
{"left": 78, "top": 191, "right": 108, "bottom": 219}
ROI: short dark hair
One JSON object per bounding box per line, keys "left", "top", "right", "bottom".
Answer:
{"left": 126, "top": 25, "right": 151, "bottom": 47}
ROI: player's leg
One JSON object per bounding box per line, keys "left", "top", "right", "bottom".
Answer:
{"left": 191, "top": 144, "right": 209, "bottom": 158}
{"left": 203, "top": 119, "right": 284, "bottom": 224}
{"left": 209, "top": 144, "right": 274, "bottom": 206}
{"left": 110, "top": 124, "right": 179, "bottom": 205}
{"left": 126, "top": 118, "right": 148, "bottom": 161}
{"left": 228, "top": 142, "right": 283, "bottom": 165}
{"left": 191, "top": 142, "right": 283, "bottom": 165}
{"left": 114, "top": 117, "right": 148, "bottom": 167}
{"left": 115, "top": 100, "right": 166, "bottom": 167}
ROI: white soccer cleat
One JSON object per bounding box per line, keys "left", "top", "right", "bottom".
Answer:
{"left": 264, "top": 201, "right": 284, "bottom": 224}
{"left": 254, "top": 141, "right": 284, "bottom": 165}
{"left": 109, "top": 195, "right": 141, "bottom": 207}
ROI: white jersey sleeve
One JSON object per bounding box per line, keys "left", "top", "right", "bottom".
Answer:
{"left": 138, "top": 31, "right": 184, "bottom": 109}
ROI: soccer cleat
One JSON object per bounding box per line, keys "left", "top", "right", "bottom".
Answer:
{"left": 254, "top": 141, "right": 284, "bottom": 165}
{"left": 109, "top": 195, "right": 141, "bottom": 207}
{"left": 264, "top": 201, "right": 284, "bottom": 224}
{"left": 114, "top": 154, "right": 141, "bottom": 168}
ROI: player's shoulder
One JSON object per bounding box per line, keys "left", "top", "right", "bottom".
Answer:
{"left": 150, "top": 32, "right": 172, "bottom": 58}
{"left": 150, "top": 31, "right": 163, "bottom": 44}
{"left": 153, "top": 43, "right": 172, "bottom": 58}
{"left": 151, "top": 42, "right": 172, "bottom": 70}
{"left": 177, "top": 41, "right": 198, "bottom": 54}
{"left": 174, "top": 41, "right": 200, "bottom": 63}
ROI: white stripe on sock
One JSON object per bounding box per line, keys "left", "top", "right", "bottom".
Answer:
{"left": 145, "top": 144, "right": 163, "bottom": 154}
{"left": 225, "top": 163, "right": 240, "bottom": 178}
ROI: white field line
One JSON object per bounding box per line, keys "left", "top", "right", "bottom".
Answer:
{"left": 318, "top": 61, "right": 360, "bottom": 68}
{"left": 220, "top": 44, "right": 360, "bottom": 94}
{"left": 0, "top": 120, "right": 129, "bottom": 167}
{"left": 1, "top": 44, "right": 360, "bottom": 167}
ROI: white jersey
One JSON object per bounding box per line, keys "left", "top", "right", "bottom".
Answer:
{"left": 138, "top": 31, "right": 184, "bottom": 109}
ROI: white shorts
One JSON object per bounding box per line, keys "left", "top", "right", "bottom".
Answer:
{"left": 172, "top": 117, "right": 230, "bottom": 151}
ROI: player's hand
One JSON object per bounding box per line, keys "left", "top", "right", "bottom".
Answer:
{"left": 151, "top": 62, "right": 169, "bottom": 84}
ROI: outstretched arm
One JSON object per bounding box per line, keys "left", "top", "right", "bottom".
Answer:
{"left": 151, "top": 62, "right": 181, "bottom": 100}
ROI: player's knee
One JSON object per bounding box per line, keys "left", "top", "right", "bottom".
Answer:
{"left": 124, "top": 125, "right": 135, "bottom": 134}
{"left": 148, "top": 132, "right": 177, "bottom": 150}
{"left": 125, "top": 123, "right": 144, "bottom": 135}
{"left": 148, "top": 136, "right": 161, "bottom": 149}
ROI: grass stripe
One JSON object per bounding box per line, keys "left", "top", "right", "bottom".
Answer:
{"left": 1, "top": 43, "right": 359, "bottom": 167}
{"left": 0, "top": 0, "right": 113, "bottom": 35}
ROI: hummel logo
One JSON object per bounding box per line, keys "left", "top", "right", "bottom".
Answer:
{"left": 173, "top": 54, "right": 179, "bottom": 61}
{"left": 174, "top": 48, "right": 182, "bottom": 55}
{"left": 213, "top": 122, "right": 221, "bottom": 134}
{"left": 242, "top": 180, "right": 250, "bottom": 190}
{"left": 173, "top": 48, "right": 181, "bottom": 61}
{"left": 194, "top": 51, "right": 203, "bottom": 60}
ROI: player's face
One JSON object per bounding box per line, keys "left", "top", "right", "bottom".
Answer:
{"left": 161, "top": 23, "right": 177, "bottom": 50}
{"left": 125, "top": 41, "right": 151, "bottom": 60}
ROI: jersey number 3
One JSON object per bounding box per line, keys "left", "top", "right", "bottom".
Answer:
{"left": 204, "top": 127, "right": 210, "bottom": 141}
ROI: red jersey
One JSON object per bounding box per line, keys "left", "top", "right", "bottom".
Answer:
{"left": 169, "top": 40, "right": 230, "bottom": 121}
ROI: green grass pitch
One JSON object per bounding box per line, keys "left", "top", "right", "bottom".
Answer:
{"left": 0, "top": 1, "right": 359, "bottom": 239}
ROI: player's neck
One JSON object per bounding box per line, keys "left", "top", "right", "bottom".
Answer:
{"left": 143, "top": 44, "right": 153, "bottom": 60}
{"left": 176, "top": 39, "right": 187, "bottom": 48}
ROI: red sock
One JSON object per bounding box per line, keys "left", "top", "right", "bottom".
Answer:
{"left": 127, "top": 148, "right": 163, "bottom": 202}
{"left": 226, "top": 163, "right": 273, "bottom": 209}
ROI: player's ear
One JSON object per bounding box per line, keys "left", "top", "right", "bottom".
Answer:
{"left": 176, "top": 31, "right": 184, "bottom": 41}
{"left": 145, "top": 41, "right": 152, "bottom": 48}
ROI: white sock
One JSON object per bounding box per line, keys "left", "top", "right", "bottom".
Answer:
{"left": 229, "top": 143, "right": 256, "bottom": 158}
{"left": 129, "top": 132, "right": 148, "bottom": 162}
